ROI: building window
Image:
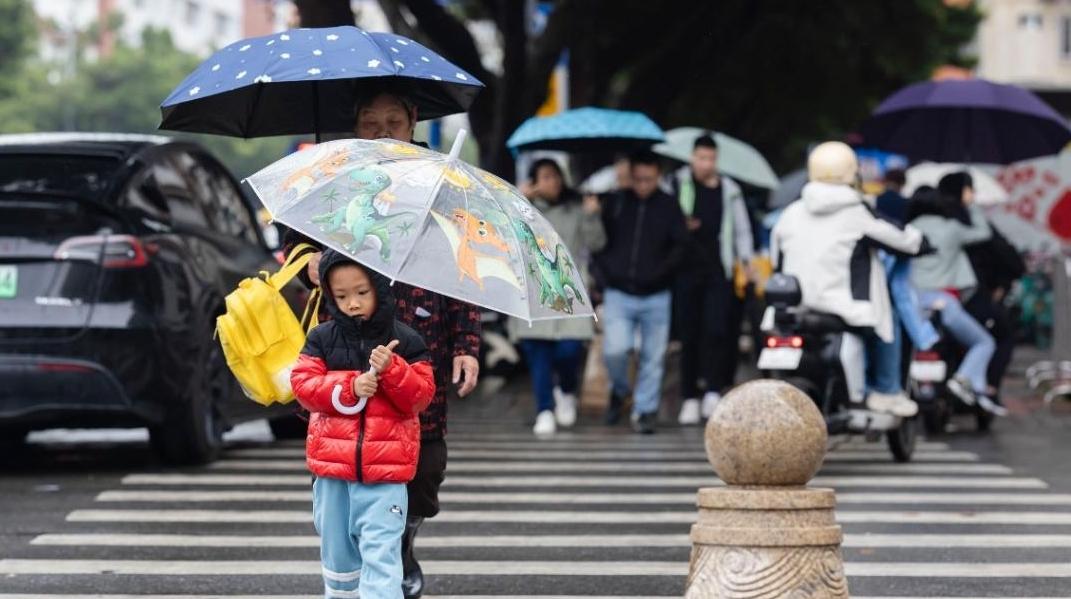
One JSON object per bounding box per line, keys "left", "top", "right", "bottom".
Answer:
{"left": 1019, "top": 13, "right": 1043, "bottom": 31}
{"left": 1062, "top": 16, "right": 1071, "bottom": 60}
{"left": 186, "top": 1, "right": 200, "bottom": 26}
{"left": 215, "top": 12, "right": 229, "bottom": 37}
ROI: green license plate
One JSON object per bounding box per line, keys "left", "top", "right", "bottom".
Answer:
{"left": 0, "top": 265, "right": 16, "bottom": 299}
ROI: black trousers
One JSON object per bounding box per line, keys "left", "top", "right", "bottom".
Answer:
{"left": 965, "top": 293, "right": 1016, "bottom": 391}
{"left": 407, "top": 438, "right": 447, "bottom": 519}
{"left": 674, "top": 271, "right": 739, "bottom": 399}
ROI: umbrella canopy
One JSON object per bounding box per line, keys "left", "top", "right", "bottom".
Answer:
{"left": 246, "top": 134, "right": 593, "bottom": 322}
{"left": 160, "top": 26, "right": 483, "bottom": 138}
{"left": 769, "top": 168, "right": 807, "bottom": 209}
{"left": 860, "top": 78, "right": 1071, "bottom": 164}
{"left": 652, "top": 127, "right": 780, "bottom": 189}
{"left": 903, "top": 163, "right": 1008, "bottom": 206}
{"left": 506, "top": 107, "right": 664, "bottom": 153}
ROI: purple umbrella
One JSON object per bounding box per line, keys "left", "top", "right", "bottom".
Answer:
{"left": 860, "top": 78, "right": 1071, "bottom": 164}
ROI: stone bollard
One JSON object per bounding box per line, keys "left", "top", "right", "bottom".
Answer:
{"left": 686, "top": 379, "right": 850, "bottom": 598}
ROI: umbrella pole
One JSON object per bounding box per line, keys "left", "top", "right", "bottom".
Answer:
{"left": 449, "top": 129, "right": 468, "bottom": 159}
{"left": 314, "top": 82, "right": 321, "bottom": 144}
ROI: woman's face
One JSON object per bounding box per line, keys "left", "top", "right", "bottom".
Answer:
{"left": 534, "top": 165, "right": 564, "bottom": 201}
{"left": 962, "top": 185, "right": 975, "bottom": 205}
{"left": 354, "top": 94, "right": 416, "bottom": 142}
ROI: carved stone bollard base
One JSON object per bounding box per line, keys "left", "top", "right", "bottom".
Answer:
{"left": 687, "top": 380, "right": 850, "bottom": 598}
{"left": 686, "top": 488, "right": 848, "bottom": 598}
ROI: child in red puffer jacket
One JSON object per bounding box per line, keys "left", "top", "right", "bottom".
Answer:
{"left": 291, "top": 250, "right": 435, "bottom": 599}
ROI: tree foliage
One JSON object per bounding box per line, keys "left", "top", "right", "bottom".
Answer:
{"left": 0, "top": 24, "right": 290, "bottom": 178}
{"left": 297, "top": 0, "right": 981, "bottom": 176}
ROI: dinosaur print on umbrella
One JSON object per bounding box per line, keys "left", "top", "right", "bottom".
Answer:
{"left": 430, "top": 208, "right": 520, "bottom": 291}
{"left": 310, "top": 165, "right": 415, "bottom": 260}
{"left": 511, "top": 219, "right": 584, "bottom": 314}
{"left": 281, "top": 148, "right": 352, "bottom": 196}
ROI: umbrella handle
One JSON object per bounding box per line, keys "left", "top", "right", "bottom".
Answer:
{"left": 449, "top": 129, "right": 467, "bottom": 160}
{"left": 331, "top": 366, "right": 377, "bottom": 415}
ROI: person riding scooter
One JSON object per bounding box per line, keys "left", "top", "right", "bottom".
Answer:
{"left": 770, "top": 142, "right": 929, "bottom": 417}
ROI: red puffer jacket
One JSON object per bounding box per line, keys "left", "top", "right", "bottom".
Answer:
{"left": 292, "top": 351, "right": 435, "bottom": 482}
{"left": 289, "top": 250, "right": 436, "bottom": 483}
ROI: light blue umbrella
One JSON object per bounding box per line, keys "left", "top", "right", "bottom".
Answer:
{"left": 506, "top": 107, "right": 664, "bottom": 153}
{"left": 652, "top": 127, "right": 780, "bottom": 189}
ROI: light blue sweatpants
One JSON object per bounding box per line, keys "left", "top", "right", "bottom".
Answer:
{"left": 312, "top": 476, "right": 407, "bottom": 599}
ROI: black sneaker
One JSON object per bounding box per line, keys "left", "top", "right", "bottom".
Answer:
{"left": 631, "top": 412, "right": 656, "bottom": 435}
{"left": 605, "top": 393, "right": 625, "bottom": 425}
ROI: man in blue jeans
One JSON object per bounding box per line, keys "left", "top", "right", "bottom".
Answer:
{"left": 594, "top": 151, "right": 688, "bottom": 434}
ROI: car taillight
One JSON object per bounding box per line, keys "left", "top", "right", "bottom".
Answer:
{"left": 37, "top": 362, "right": 94, "bottom": 373}
{"left": 54, "top": 235, "right": 151, "bottom": 269}
{"left": 915, "top": 351, "right": 941, "bottom": 362}
{"left": 766, "top": 335, "right": 804, "bottom": 349}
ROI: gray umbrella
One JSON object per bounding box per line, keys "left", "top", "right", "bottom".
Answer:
{"left": 769, "top": 168, "right": 807, "bottom": 209}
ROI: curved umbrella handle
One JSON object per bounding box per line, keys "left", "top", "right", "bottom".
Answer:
{"left": 331, "top": 367, "right": 377, "bottom": 415}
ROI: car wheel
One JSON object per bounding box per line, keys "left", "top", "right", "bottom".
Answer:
{"left": 268, "top": 413, "right": 308, "bottom": 440}
{"left": 150, "top": 337, "right": 228, "bottom": 465}
{"left": 887, "top": 416, "right": 917, "bottom": 463}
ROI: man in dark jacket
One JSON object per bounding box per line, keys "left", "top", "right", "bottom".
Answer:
{"left": 594, "top": 150, "right": 688, "bottom": 434}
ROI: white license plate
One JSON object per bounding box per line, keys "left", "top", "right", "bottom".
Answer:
{"left": 758, "top": 347, "right": 803, "bottom": 371}
{"left": 910, "top": 360, "right": 947, "bottom": 382}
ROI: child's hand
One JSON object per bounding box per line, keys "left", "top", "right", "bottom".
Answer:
{"left": 369, "top": 340, "right": 400, "bottom": 372}
{"left": 353, "top": 371, "right": 378, "bottom": 398}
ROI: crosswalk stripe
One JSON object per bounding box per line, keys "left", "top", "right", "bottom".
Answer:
{"left": 31, "top": 532, "right": 1071, "bottom": 548}
{"left": 443, "top": 441, "right": 953, "bottom": 451}
{"left": 225, "top": 447, "right": 980, "bottom": 462}
{"left": 121, "top": 473, "right": 1047, "bottom": 488}
{"left": 206, "top": 459, "right": 1010, "bottom": 475}
{"left": 64, "top": 508, "right": 1071, "bottom": 525}
{"left": 94, "top": 489, "right": 1071, "bottom": 506}
{"left": 2, "top": 559, "right": 1070, "bottom": 577}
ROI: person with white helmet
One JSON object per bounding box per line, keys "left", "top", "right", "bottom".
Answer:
{"left": 770, "top": 141, "right": 929, "bottom": 416}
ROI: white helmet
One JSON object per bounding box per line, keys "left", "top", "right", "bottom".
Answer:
{"left": 807, "top": 141, "right": 858, "bottom": 186}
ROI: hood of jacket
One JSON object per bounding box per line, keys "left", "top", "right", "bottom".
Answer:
{"left": 800, "top": 181, "right": 864, "bottom": 215}
{"left": 319, "top": 249, "right": 397, "bottom": 346}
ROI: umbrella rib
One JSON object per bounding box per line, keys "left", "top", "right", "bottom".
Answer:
{"left": 387, "top": 157, "right": 451, "bottom": 283}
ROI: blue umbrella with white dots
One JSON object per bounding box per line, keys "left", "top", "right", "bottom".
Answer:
{"left": 159, "top": 25, "right": 483, "bottom": 139}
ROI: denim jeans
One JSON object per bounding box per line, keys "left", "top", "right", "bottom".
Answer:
{"left": 920, "top": 290, "right": 996, "bottom": 393}
{"left": 602, "top": 288, "right": 671, "bottom": 417}
{"left": 313, "top": 477, "right": 407, "bottom": 599}
{"left": 885, "top": 254, "right": 940, "bottom": 351}
{"left": 520, "top": 339, "right": 584, "bottom": 413}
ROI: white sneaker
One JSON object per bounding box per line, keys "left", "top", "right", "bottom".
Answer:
{"left": 555, "top": 392, "right": 578, "bottom": 428}
{"left": 977, "top": 396, "right": 1009, "bottom": 417}
{"left": 533, "top": 410, "right": 557, "bottom": 436}
{"left": 701, "top": 392, "right": 722, "bottom": 418}
{"left": 946, "top": 377, "right": 977, "bottom": 406}
{"left": 678, "top": 398, "right": 701, "bottom": 425}
{"left": 866, "top": 392, "right": 919, "bottom": 417}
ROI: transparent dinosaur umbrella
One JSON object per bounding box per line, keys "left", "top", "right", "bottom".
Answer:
{"left": 245, "top": 133, "right": 594, "bottom": 322}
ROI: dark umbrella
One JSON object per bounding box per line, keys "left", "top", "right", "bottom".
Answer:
{"left": 860, "top": 78, "right": 1071, "bottom": 164}
{"left": 159, "top": 26, "right": 483, "bottom": 139}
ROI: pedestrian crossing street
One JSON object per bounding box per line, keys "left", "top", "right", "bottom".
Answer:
{"left": 3, "top": 424, "right": 1071, "bottom": 598}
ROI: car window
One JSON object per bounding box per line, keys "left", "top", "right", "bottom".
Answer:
{"left": 0, "top": 154, "right": 119, "bottom": 199}
{"left": 173, "top": 150, "right": 259, "bottom": 245}
{"left": 154, "top": 159, "right": 209, "bottom": 230}
{"left": 121, "top": 170, "right": 171, "bottom": 229}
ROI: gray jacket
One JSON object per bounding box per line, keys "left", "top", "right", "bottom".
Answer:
{"left": 509, "top": 195, "right": 606, "bottom": 341}
{"left": 909, "top": 205, "right": 992, "bottom": 293}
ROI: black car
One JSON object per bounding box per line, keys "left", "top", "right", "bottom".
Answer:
{"left": 0, "top": 133, "right": 303, "bottom": 464}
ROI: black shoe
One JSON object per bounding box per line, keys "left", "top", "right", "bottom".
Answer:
{"left": 402, "top": 516, "right": 425, "bottom": 598}
{"left": 604, "top": 393, "right": 625, "bottom": 425}
{"left": 631, "top": 412, "right": 657, "bottom": 435}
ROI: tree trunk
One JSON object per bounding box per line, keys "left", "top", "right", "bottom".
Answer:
{"left": 293, "top": 0, "right": 354, "bottom": 27}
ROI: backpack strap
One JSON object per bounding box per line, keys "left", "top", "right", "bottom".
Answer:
{"left": 269, "top": 243, "right": 317, "bottom": 290}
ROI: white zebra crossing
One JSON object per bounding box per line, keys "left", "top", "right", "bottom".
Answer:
{"left": 10, "top": 428, "right": 1071, "bottom": 598}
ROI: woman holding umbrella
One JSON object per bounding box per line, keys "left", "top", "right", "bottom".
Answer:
{"left": 281, "top": 84, "right": 481, "bottom": 599}
{"left": 511, "top": 158, "right": 606, "bottom": 435}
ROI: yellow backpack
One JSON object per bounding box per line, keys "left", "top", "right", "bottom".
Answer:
{"left": 216, "top": 244, "right": 322, "bottom": 406}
